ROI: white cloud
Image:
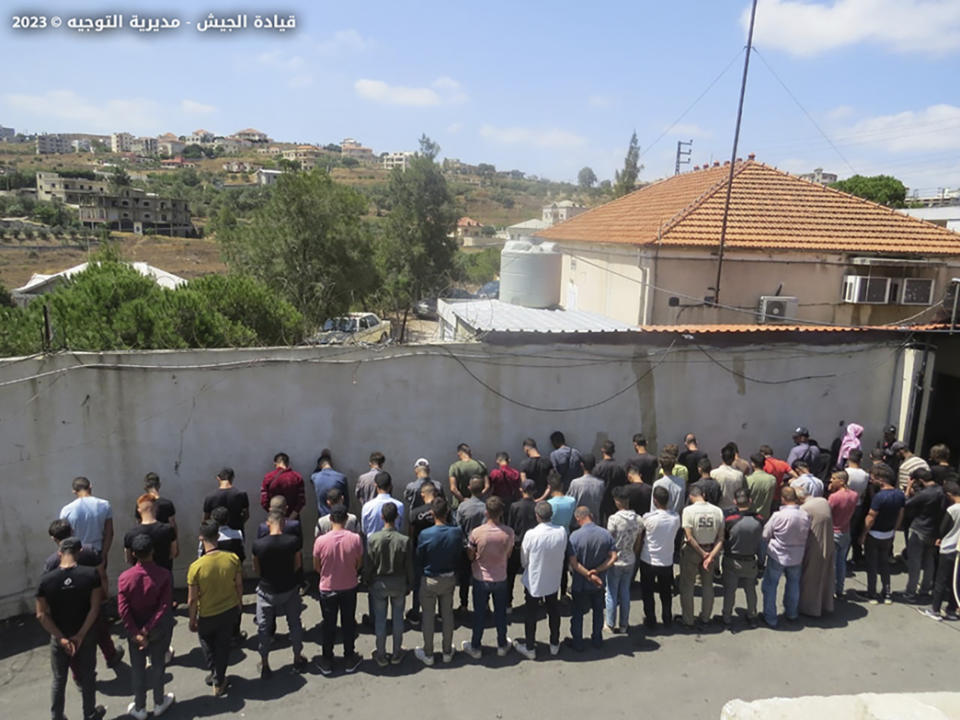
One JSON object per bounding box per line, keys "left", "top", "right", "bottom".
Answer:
{"left": 747, "top": 0, "right": 960, "bottom": 56}
{"left": 354, "top": 77, "right": 468, "bottom": 106}
{"left": 3, "top": 90, "right": 161, "bottom": 134}
{"left": 316, "top": 29, "right": 369, "bottom": 56}
{"left": 826, "top": 105, "right": 855, "bottom": 120}
{"left": 667, "top": 123, "right": 712, "bottom": 139}
{"left": 181, "top": 99, "right": 215, "bottom": 115}
{"left": 479, "top": 124, "right": 587, "bottom": 149}
{"left": 446, "top": 122, "right": 463, "bottom": 134}
{"left": 847, "top": 104, "right": 960, "bottom": 152}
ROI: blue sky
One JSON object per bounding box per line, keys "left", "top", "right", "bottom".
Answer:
{"left": 2, "top": 0, "right": 959, "bottom": 194}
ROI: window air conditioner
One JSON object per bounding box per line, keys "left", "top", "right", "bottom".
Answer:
{"left": 842, "top": 275, "right": 890, "bottom": 304}
{"left": 757, "top": 296, "right": 798, "bottom": 324}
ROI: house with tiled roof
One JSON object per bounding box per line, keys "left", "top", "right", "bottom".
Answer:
{"left": 535, "top": 156, "right": 960, "bottom": 327}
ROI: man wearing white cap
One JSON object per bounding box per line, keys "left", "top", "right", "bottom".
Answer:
{"left": 404, "top": 458, "right": 444, "bottom": 509}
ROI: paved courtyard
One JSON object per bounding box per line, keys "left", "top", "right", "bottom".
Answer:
{"left": 2, "top": 554, "right": 957, "bottom": 720}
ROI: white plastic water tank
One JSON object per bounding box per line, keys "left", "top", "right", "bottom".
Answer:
{"left": 499, "top": 237, "right": 563, "bottom": 308}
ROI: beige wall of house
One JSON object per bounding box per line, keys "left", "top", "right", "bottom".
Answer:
{"left": 555, "top": 240, "right": 960, "bottom": 327}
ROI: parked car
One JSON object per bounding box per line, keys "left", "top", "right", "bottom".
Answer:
{"left": 477, "top": 280, "right": 500, "bottom": 299}
{"left": 414, "top": 288, "right": 476, "bottom": 319}
{"left": 313, "top": 313, "right": 391, "bottom": 345}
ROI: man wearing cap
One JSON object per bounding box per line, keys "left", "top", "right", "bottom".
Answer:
{"left": 787, "top": 427, "right": 820, "bottom": 470}
{"left": 404, "top": 458, "right": 444, "bottom": 509}
{"left": 118, "top": 534, "right": 175, "bottom": 720}
{"left": 356, "top": 451, "right": 386, "bottom": 507}
{"left": 361, "top": 472, "right": 405, "bottom": 538}
{"left": 38, "top": 537, "right": 106, "bottom": 720}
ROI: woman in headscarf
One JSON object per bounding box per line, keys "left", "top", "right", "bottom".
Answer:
{"left": 836, "top": 422, "right": 863, "bottom": 470}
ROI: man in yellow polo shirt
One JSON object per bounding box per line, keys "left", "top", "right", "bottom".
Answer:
{"left": 187, "top": 520, "right": 242, "bottom": 697}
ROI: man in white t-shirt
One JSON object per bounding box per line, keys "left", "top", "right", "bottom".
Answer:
{"left": 639, "top": 486, "right": 680, "bottom": 629}
{"left": 60, "top": 476, "right": 113, "bottom": 559}
{"left": 514, "top": 502, "right": 567, "bottom": 659}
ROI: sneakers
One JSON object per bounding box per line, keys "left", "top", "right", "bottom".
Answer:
{"left": 944, "top": 611, "right": 959, "bottom": 621}
{"left": 883, "top": 595, "right": 894, "bottom": 605}
{"left": 441, "top": 649, "right": 455, "bottom": 664}
{"left": 85, "top": 706, "right": 106, "bottom": 720}
{"left": 213, "top": 681, "right": 229, "bottom": 698}
{"left": 549, "top": 643, "right": 560, "bottom": 656}
{"left": 315, "top": 657, "right": 333, "bottom": 676}
{"left": 372, "top": 651, "right": 389, "bottom": 668}
{"left": 497, "top": 639, "right": 513, "bottom": 657}
{"left": 869, "top": 596, "right": 880, "bottom": 605}
{"left": 460, "top": 640, "right": 482, "bottom": 659}
{"left": 344, "top": 652, "right": 363, "bottom": 673}
{"left": 126, "top": 702, "right": 148, "bottom": 720}
{"left": 414, "top": 647, "right": 434, "bottom": 667}
{"left": 390, "top": 649, "right": 406, "bottom": 665}
{"left": 513, "top": 639, "right": 536, "bottom": 661}
{"left": 153, "top": 693, "right": 175, "bottom": 717}
{"left": 917, "top": 607, "right": 942, "bottom": 622}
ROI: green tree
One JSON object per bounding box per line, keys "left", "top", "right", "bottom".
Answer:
{"left": 829, "top": 174, "right": 907, "bottom": 208}
{"left": 218, "top": 169, "right": 375, "bottom": 326}
{"left": 377, "top": 135, "right": 460, "bottom": 340}
{"left": 613, "top": 131, "right": 642, "bottom": 197}
{"left": 0, "top": 282, "right": 13, "bottom": 308}
{"left": 109, "top": 165, "right": 132, "bottom": 191}
{"left": 189, "top": 274, "right": 304, "bottom": 345}
{"left": 181, "top": 143, "right": 205, "bottom": 159}
{"left": 578, "top": 166, "right": 597, "bottom": 189}
{"left": 277, "top": 158, "right": 301, "bottom": 172}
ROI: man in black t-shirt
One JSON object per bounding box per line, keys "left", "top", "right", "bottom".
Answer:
{"left": 624, "top": 433, "right": 659, "bottom": 486}
{"left": 595, "top": 440, "right": 628, "bottom": 523}
{"left": 202, "top": 467, "right": 249, "bottom": 532}
{"left": 507, "top": 479, "right": 539, "bottom": 608}
{"left": 136, "top": 472, "right": 177, "bottom": 528}
{"left": 520, "top": 438, "right": 553, "bottom": 502}
{"left": 678, "top": 434, "right": 708, "bottom": 484}
{"left": 252, "top": 511, "right": 306, "bottom": 678}
{"left": 624, "top": 465, "right": 653, "bottom": 516}
{"left": 125, "top": 494, "right": 179, "bottom": 572}
{"left": 37, "top": 537, "right": 106, "bottom": 720}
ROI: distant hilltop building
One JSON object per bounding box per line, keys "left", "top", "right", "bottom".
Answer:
{"left": 37, "top": 171, "right": 109, "bottom": 204}
{"left": 233, "top": 128, "right": 269, "bottom": 143}
{"left": 341, "top": 137, "right": 374, "bottom": 161}
{"left": 799, "top": 168, "right": 838, "bottom": 185}
{"left": 185, "top": 129, "right": 216, "bottom": 145}
{"left": 542, "top": 200, "right": 586, "bottom": 224}
{"left": 382, "top": 151, "right": 415, "bottom": 171}
{"left": 282, "top": 145, "right": 322, "bottom": 170}
{"left": 78, "top": 185, "right": 193, "bottom": 236}
{"left": 0, "top": 125, "right": 14, "bottom": 141}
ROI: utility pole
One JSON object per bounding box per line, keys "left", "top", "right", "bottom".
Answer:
{"left": 675, "top": 140, "right": 693, "bottom": 175}
{"left": 713, "top": 0, "right": 758, "bottom": 306}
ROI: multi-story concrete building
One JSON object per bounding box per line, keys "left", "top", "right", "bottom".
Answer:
{"left": 233, "top": 128, "right": 269, "bottom": 143}
{"left": 542, "top": 200, "right": 586, "bottom": 224}
{"left": 70, "top": 139, "right": 91, "bottom": 153}
{"left": 158, "top": 136, "right": 185, "bottom": 156}
{"left": 110, "top": 132, "right": 134, "bottom": 153}
{"left": 36, "top": 134, "right": 71, "bottom": 154}
{"left": 799, "top": 168, "right": 839, "bottom": 185}
{"left": 185, "top": 128, "right": 215, "bottom": 145}
{"left": 130, "top": 136, "right": 158, "bottom": 155}
{"left": 382, "top": 151, "right": 415, "bottom": 171}
{"left": 0, "top": 126, "right": 14, "bottom": 141}
{"left": 341, "top": 137, "right": 374, "bottom": 161}
{"left": 282, "top": 145, "right": 322, "bottom": 170}
{"left": 36, "top": 171, "right": 110, "bottom": 204}
{"left": 79, "top": 186, "right": 192, "bottom": 235}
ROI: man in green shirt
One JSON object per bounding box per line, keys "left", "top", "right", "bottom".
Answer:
{"left": 747, "top": 452, "right": 777, "bottom": 519}
{"left": 449, "top": 443, "right": 488, "bottom": 507}
{"left": 364, "top": 503, "right": 414, "bottom": 667}
{"left": 187, "top": 520, "right": 242, "bottom": 696}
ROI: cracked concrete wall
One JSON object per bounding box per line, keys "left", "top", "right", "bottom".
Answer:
{"left": 0, "top": 340, "right": 904, "bottom": 617}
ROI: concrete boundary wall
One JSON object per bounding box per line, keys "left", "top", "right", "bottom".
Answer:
{"left": 0, "top": 339, "right": 907, "bottom": 618}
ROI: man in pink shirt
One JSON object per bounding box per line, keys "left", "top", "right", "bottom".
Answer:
{"left": 312, "top": 505, "right": 364, "bottom": 676}
{"left": 462, "top": 497, "right": 515, "bottom": 659}
{"left": 827, "top": 470, "right": 859, "bottom": 599}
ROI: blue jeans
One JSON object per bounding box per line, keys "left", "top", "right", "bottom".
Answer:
{"left": 605, "top": 564, "right": 633, "bottom": 628}
{"left": 570, "top": 589, "right": 605, "bottom": 648}
{"left": 370, "top": 580, "right": 405, "bottom": 657}
{"left": 761, "top": 555, "right": 801, "bottom": 626}
{"left": 470, "top": 579, "right": 508, "bottom": 649}
{"left": 834, "top": 531, "right": 851, "bottom": 595}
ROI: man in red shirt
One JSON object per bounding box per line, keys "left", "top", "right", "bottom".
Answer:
{"left": 261, "top": 452, "right": 305, "bottom": 519}
{"left": 312, "top": 505, "right": 364, "bottom": 675}
{"left": 488, "top": 452, "right": 521, "bottom": 511}
{"left": 760, "top": 444, "right": 792, "bottom": 509}
{"left": 117, "top": 534, "right": 175, "bottom": 719}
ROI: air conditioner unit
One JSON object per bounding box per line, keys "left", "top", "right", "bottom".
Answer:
{"left": 758, "top": 296, "right": 798, "bottom": 324}
{"left": 843, "top": 275, "right": 890, "bottom": 304}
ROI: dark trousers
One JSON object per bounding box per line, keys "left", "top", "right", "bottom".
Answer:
{"left": 507, "top": 548, "right": 522, "bottom": 607}
{"left": 51, "top": 633, "right": 96, "bottom": 720}
{"left": 865, "top": 535, "right": 894, "bottom": 597}
{"left": 524, "top": 589, "right": 560, "bottom": 648}
{"left": 129, "top": 615, "right": 173, "bottom": 709}
{"left": 850, "top": 505, "right": 867, "bottom": 562}
{"left": 570, "top": 589, "right": 604, "bottom": 648}
{"left": 560, "top": 555, "right": 569, "bottom": 596}
{"left": 458, "top": 565, "right": 472, "bottom": 608}
{"left": 639, "top": 561, "right": 674, "bottom": 624}
{"left": 197, "top": 606, "right": 239, "bottom": 687}
{"left": 470, "top": 579, "right": 508, "bottom": 649}
{"left": 906, "top": 530, "right": 936, "bottom": 596}
{"left": 319, "top": 588, "right": 357, "bottom": 660}
{"left": 932, "top": 552, "right": 958, "bottom": 613}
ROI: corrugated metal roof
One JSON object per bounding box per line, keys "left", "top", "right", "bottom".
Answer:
{"left": 440, "top": 299, "right": 635, "bottom": 334}
{"left": 14, "top": 261, "right": 186, "bottom": 294}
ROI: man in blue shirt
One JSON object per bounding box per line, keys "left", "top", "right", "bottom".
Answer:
{"left": 566, "top": 506, "right": 617, "bottom": 651}
{"left": 414, "top": 497, "right": 464, "bottom": 666}
{"left": 549, "top": 431, "right": 583, "bottom": 491}
{"left": 310, "top": 450, "right": 347, "bottom": 517}
{"left": 361, "top": 472, "right": 405, "bottom": 537}
{"left": 860, "top": 463, "right": 905, "bottom": 604}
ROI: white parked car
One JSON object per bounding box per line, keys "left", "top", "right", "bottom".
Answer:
{"left": 315, "top": 312, "right": 391, "bottom": 345}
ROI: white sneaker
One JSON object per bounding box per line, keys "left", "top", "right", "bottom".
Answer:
{"left": 126, "top": 702, "right": 148, "bottom": 720}
{"left": 497, "top": 638, "right": 513, "bottom": 657}
{"left": 513, "top": 639, "right": 536, "bottom": 660}
{"left": 441, "top": 649, "right": 455, "bottom": 664}
{"left": 154, "top": 693, "right": 175, "bottom": 717}
{"left": 460, "top": 640, "right": 482, "bottom": 659}
{"left": 165, "top": 647, "right": 174, "bottom": 665}
{"left": 413, "top": 647, "right": 434, "bottom": 667}
{"left": 549, "top": 643, "right": 560, "bottom": 656}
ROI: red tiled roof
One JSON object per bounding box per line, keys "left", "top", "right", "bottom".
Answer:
{"left": 537, "top": 159, "right": 960, "bottom": 255}
{"left": 458, "top": 216, "right": 481, "bottom": 227}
